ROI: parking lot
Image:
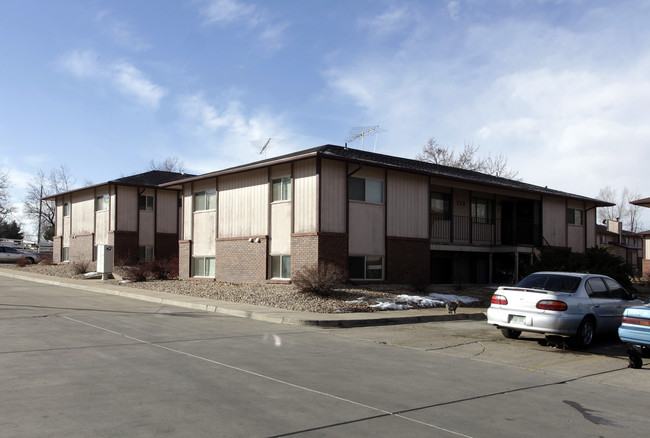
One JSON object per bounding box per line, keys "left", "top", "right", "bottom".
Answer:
{"left": 2, "top": 274, "right": 650, "bottom": 437}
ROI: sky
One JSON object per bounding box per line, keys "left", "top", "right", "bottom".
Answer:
{"left": 1, "top": 0, "right": 649, "bottom": 238}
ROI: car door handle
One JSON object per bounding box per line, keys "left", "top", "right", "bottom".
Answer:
{"left": 593, "top": 305, "right": 600, "bottom": 308}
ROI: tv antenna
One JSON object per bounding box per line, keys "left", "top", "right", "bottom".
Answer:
{"left": 347, "top": 125, "right": 386, "bottom": 152}
{"left": 253, "top": 138, "right": 283, "bottom": 159}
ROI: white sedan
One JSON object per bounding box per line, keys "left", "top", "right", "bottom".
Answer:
{"left": 487, "top": 271, "right": 642, "bottom": 348}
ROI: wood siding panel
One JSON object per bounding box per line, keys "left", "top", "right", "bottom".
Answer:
{"left": 193, "top": 211, "right": 216, "bottom": 256}
{"left": 95, "top": 211, "right": 109, "bottom": 245}
{"left": 139, "top": 212, "right": 155, "bottom": 246}
{"left": 71, "top": 189, "right": 94, "bottom": 235}
{"left": 349, "top": 202, "right": 385, "bottom": 256}
{"left": 542, "top": 196, "right": 567, "bottom": 247}
{"left": 182, "top": 183, "right": 193, "bottom": 241}
{"left": 117, "top": 186, "right": 137, "bottom": 232}
{"left": 320, "top": 159, "right": 346, "bottom": 233}
{"left": 387, "top": 170, "right": 428, "bottom": 238}
{"left": 218, "top": 169, "right": 268, "bottom": 238}
{"left": 294, "top": 159, "right": 318, "bottom": 234}
{"left": 270, "top": 202, "right": 291, "bottom": 254}
{"left": 157, "top": 190, "right": 178, "bottom": 234}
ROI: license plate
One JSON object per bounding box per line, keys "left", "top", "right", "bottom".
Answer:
{"left": 509, "top": 315, "right": 526, "bottom": 325}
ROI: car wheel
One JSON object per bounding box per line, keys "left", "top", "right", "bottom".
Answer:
{"left": 26, "top": 257, "right": 35, "bottom": 264}
{"left": 500, "top": 328, "right": 522, "bottom": 339}
{"left": 571, "top": 317, "right": 595, "bottom": 348}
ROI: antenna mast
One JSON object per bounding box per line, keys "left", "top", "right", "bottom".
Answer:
{"left": 347, "top": 125, "right": 386, "bottom": 152}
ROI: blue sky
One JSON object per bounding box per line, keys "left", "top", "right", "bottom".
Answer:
{"left": 2, "top": 0, "right": 649, "bottom": 236}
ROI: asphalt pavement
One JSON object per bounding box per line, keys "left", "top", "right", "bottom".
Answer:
{"left": 0, "top": 268, "right": 487, "bottom": 328}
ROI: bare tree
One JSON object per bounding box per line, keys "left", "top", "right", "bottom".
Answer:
{"left": 416, "top": 138, "right": 519, "bottom": 179}
{"left": 597, "top": 186, "right": 644, "bottom": 233}
{"left": 23, "top": 165, "right": 75, "bottom": 242}
{"left": 0, "top": 167, "right": 12, "bottom": 219}
{"left": 148, "top": 156, "right": 186, "bottom": 173}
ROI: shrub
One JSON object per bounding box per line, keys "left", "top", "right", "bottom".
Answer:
{"left": 125, "top": 264, "right": 149, "bottom": 282}
{"left": 40, "top": 255, "right": 53, "bottom": 265}
{"left": 15, "top": 257, "right": 29, "bottom": 267}
{"left": 293, "top": 262, "right": 346, "bottom": 296}
{"left": 72, "top": 259, "right": 91, "bottom": 275}
{"left": 146, "top": 257, "right": 179, "bottom": 280}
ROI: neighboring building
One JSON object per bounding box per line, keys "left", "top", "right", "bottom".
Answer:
{"left": 162, "top": 145, "right": 610, "bottom": 285}
{"left": 596, "top": 219, "right": 642, "bottom": 276}
{"left": 630, "top": 197, "right": 650, "bottom": 278}
{"left": 45, "top": 171, "right": 190, "bottom": 265}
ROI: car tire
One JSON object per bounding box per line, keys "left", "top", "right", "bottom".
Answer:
{"left": 571, "top": 317, "right": 596, "bottom": 349}
{"left": 26, "top": 257, "right": 35, "bottom": 264}
{"left": 500, "top": 328, "right": 522, "bottom": 339}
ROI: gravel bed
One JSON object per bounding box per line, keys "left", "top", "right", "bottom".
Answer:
{"left": 4, "top": 263, "right": 494, "bottom": 313}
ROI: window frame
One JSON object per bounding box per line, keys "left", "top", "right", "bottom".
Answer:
{"left": 431, "top": 192, "right": 451, "bottom": 220}
{"left": 139, "top": 195, "right": 154, "bottom": 211}
{"left": 271, "top": 177, "right": 292, "bottom": 202}
{"left": 348, "top": 177, "right": 384, "bottom": 204}
{"left": 270, "top": 254, "right": 291, "bottom": 279}
{"left": 95, "top": 194, "right": 109, "bottom": 212}
{"left": 62, "top": 247, "right": 70, "bottom": 262}
{"left": 567, "top": 208, "right": 584, "bottom": 226}
{"left": 193, "top": 256, "right": 215, "bottom": 278}
{"left": 139, "top": 245, "right": 154, "bottom": 261}
{"left": 348, "top": 255, "right": 384, "bottom": 280}
{"left": 194, "top": 190, "right": 217, "bottom": 212}
{"left": 471, "top": 198, "right": 494, "bottom": 224}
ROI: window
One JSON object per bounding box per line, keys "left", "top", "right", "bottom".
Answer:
{"left": 349, "top": 256, "right": 384, "bottom": 280}
{"left": 585, "top": 277, "right": 609, "bottom": 299}
{"left": 600, "top": 235, "right": 606, "bottom": 245}
{"left": 139, "top": 195, "right": 154, "bottom": 211}
{"left": 63, "top": 202, "right": 71, "bottom": 217}
{"left": 62, "top": 247, "right": 70, "bottom": 262}
{"left": 349, "top": 177, "right": 383, "bottom": 204}
{"left": 139, "top": 246, "right": 154, "bottom": 261}
{"left": 194, "top": 190, "right": 217, "bottom": 211}
{"left": 603, "top": 277, "right": 627, "bottom": 299}
{"left": 471, "top": 198, "right": 494, "bottom": 224}
{"left": 95, "top": 195, "right": 109, "bottom": 211}
{"left": 567, "top": 208, "right": 583, "bottom": 225}
{"left": 271, "top": 255, "right": 291, "bottom": 279}
{"left": 431, "top": 192, "right": 451, "bottom": 220}
{"left": 272, "top": 177, "right": 292, "bottom": 202}
{"left": 193, "top": 257, "right": 215, "bottom": 277}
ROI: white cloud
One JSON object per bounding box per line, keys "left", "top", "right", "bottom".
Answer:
{"left": 447, "top": 1, "right": 461, "bottom": 20}
{"left": 110, "top": 62, "right": 166, "bottom": 109}
{"left": 360, "top": 7, "right": 412, "bottom": 37}
{"left": 199, "top": 0, "right": 288, "bottom": 51}
{"left": 177, "top": 93, "right": 309, "bottom": 172}
{"left": 97, "top": 11, "right": 150, "bottom": 51}
{"left": 202, "top": 0, "right": 257, "bottom": 25}
{"left": 58, "top": 51, "right": 165, "bottom": 109}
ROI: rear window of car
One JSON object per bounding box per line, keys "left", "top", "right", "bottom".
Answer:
{"left": 516, "top": 274, "right": 581, "bottom": 293}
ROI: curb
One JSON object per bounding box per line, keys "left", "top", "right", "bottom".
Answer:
{"left": 0, "top": 269, "right": 488, "bottom": 327}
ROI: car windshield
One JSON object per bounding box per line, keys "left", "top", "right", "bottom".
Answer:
{"left": 515, "top": 274, "right": 581, "bottom": 293}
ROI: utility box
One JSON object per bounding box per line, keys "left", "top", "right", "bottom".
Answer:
{"left": 97, "top": 245, "right": 114, "bottom": 279}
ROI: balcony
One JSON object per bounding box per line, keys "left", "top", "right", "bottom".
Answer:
{"left": 431, "top": 214, "right": 540, "bottom": 246}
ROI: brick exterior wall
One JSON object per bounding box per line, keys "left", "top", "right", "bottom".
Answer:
{"left": 110, "top": 231, "right": 139, "bottom": 265}
{"left": 156, "top": 233, "right": 179, "bottom": 261}
{"left": 179, "top": 240, "right": 191, "bottom": 280}
{"left": 69, "top": 234, "right": 93, "bottom": 263}
{"left": 317, "top": 232, "right": 349, "bottom": 275}
{"left": 291, "top": 232, "right": 349, "bottom": 278}
{"left": 215, "top": 237, "right": 268, "bottom": 283}
{"left": 386, "top": 237, "right": 430, "bottom": 285}
{"left": 53, "top": 235, "right": 62, "bottom": 263}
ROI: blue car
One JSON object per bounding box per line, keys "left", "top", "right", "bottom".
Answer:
{"left": 618, "top": 299, "right": 650, "bottom": 368}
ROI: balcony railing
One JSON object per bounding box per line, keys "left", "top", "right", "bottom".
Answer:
{"left": 431, "top": 214, "right": 540, "bottom": 246}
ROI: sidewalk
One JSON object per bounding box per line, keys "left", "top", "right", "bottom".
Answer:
{"left": 0, "top": 268, "right": 487, "bottom": 328}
